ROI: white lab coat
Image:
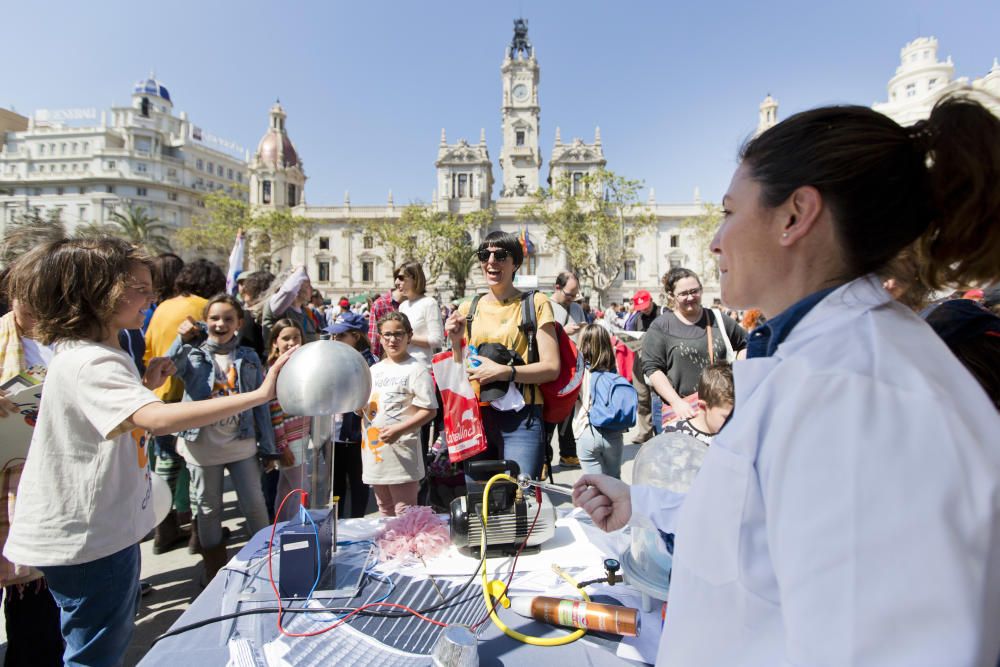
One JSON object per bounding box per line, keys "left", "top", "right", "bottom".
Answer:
{"left": 631, "top": 275, "right": 1000, "bottom": 666}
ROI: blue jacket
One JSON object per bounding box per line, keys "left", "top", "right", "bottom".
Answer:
{"left": 167, "top": 334, "right": 277, "bottom": 458}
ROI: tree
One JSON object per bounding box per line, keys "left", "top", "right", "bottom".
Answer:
{"left": 680, "top": 203, "right": 723, "bottom": 285}
{"left": 81, "top": 203, "right": 173, "bottom": 254}
{"left": 1, "top": 207, "right": 68, "bottom": 267}
{"left": 355, "top": 205, "right": 491, "bottom": 298}
{"left": 175, "top": 188, "right": 313, "bottom": 268}
{"left": 519, "top": 168, "right": 655, "bottom": 306}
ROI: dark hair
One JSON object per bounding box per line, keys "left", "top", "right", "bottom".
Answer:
{"left": 663, "top": 267, "right": 701, "bottom": 295}
{"left": 203, "top": 293, "right": 245, "bottom": 322}
{"left": 333, "top": 327, "right": 372, "bottom": 353}
{"left": 878, "top": 244, "right": 933, "bottom": 312}
{"left": 151, "top": 253, "right": 184, "bottom": 301}
{"left": 267, "top": 317, "right": 305, "bottom": 365}
{"left": 377, "top": 310, "right": 413, "bottom": 335}
{"left": 698, "top": 362, "right": 734, "bottom": 409}
{"left": 174, "top": 259, "right": 226, "bottom": 299}
{"left": 241, "top": 271, "right": 274, "bottom": 301}
{"left": 555, "top": 271, "right": 578, "bottom": 289}
{"left": 477, "top": 230, "right": 523, "bottom": 269}
{"left": 7, "top": 237, "right": 151, "bottom": 344}
{"left": 741, "top": 95, "right": 1000, "bottom": 288}
{"left": 395, "top": 261, "right": 427, "bottom": 295}
{"left": 578, "top": 323, "right": 616, "bottom": 373}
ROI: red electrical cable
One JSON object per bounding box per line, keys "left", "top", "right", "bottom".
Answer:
{"left": 265, "top": 489, "right": 448, "bottom": 637}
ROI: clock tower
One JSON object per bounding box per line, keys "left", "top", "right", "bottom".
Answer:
{"left": 499, "top": 18, "right": 541, "bottom": 198}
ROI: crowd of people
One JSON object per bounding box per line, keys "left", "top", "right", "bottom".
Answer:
{"left": 0, "top": 93, "right": 997, "bottom": 667}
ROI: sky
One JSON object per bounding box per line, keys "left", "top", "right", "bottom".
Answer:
{"left": 3, "top": 0, "right": 999, "bottom": 206}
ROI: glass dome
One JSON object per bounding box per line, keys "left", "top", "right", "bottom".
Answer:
{"left": 133, "top": 76, "right": 171, "bottom": 102}
{"left": 622, "top": 431, "right": 708, "bottom": 610}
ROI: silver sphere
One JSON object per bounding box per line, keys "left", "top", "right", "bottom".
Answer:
{"left": 276, "top": 340, "right": 372, "bottom": 416}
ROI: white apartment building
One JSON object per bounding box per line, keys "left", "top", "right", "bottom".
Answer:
{"left": 0, "top": 75, "right": 250, "bottom": 247}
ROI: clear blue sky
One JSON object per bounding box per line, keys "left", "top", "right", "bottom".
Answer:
{"left": 4, "top": 0, "right": 998, "bottom": 206}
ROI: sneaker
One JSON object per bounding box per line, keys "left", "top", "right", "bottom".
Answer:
{"left": 560, "top": 456, "right": 581, "bottom": 467}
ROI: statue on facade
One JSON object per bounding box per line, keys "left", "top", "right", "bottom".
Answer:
{"left": 510, "top": 18, "right": 532, "bottom": 59}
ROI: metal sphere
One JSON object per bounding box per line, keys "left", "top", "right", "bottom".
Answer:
{"left": 276, "top": 340, "right": 372, "bottom": 416}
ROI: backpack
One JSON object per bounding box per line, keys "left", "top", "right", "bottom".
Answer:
{"left": 467, "top": 290, "right": 584, "bottom": 424}
{"left": 587, "top": 370, "right": 638, "bottom": 431}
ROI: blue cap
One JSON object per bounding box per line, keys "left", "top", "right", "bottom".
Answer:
{"left": 326, "top": 310, "right": 367, "bottom": 335}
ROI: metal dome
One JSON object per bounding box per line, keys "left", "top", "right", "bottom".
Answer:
{"left": 133, "top": 75, "right": 171, "bottom": 102}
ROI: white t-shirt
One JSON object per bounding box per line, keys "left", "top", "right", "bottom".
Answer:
{"left": 4, "top": 341, "right": 160, "bottom": 567}
{"left": 362, "top": 356, "right": 437, "bottom": 485}
{"left": 21, "top": 337, "right": 54, "bottom": 368}
{"left": 398, "top": 296, "right": 444, "bottom": 367}
{"left": 177, "top": 353, "right": 257, "bottom": 467}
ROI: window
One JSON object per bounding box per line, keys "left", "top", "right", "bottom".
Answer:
{"left": 217, "top": 165, "right": 223, "bottom": 177}
{"left": 262, "top": 180, "right": 271, "bottom": 204}
{"left": 624, "top": 234, "right": 634, "bottom": 248}
{"left": 61, "top": 143, "right": 66, "bottom": 155}
{"left": 82, "top": 142, "right": 88, "bottom": 152}
{"left": 196, "top": 159, "right": 203, "bottom": 170}
{"left": 524, "top": 254, "right": 538, "bottom": 275}
{"left": 107, "top": 160, "right": 116, "bottom": 169}
{"left": 78, "top": 206, "right": 87, "bottom": 221}
{"left": 106, "top": 185, "right": 115, "bottom": 193}
{"left": 136, "top": 162, "right": 148, "bottom": 173}
{"left": 32, "top": 188, "right": 41, "bottom": 196}
{"left": 458, "top": 173, "right": 468, "bottom": 198}
{"left": 669, "top": 257, "right": 682, "bottom": 270}
{"left": 319, "top": 236, "right": 330, "bottom": 250}
{"left": 363, "top": 235, "right": 373, "bottom": 249}
{"left": 71, "top": 143, "right": 77, "bottom": 154}
{"left": 236, "top": 172, "right": 243, "bottom": 183}
{"left": 140, "top": 97, "right": 150, "bottom": 117}
{"left": 288, "top": 184, "right": 297, "bottom": 206}
{"left": 167, "top": 167, "right": 177, "bottom": 178}
{"left": 905, "top": 83, "right": 916, "bottom": 97}
{"left": 57, "top": 187, "right": 64, "bottom": 195}
{"left": 79, "top": 186, "right": 87, "bottom": 194}
{"left": 624, "top": 260, "right": 637, "bottom": 281}
{"left": 227, "top": 168, "right": 233, "bottom": 180}
{"left": 207, "top": 162, "right": 214, "bottom": 173}
{"left": 572, "top": 172, "right": 584, "bottom": 196}
{"left": 137, "top": 187, "right": 147, "bottom": 196}
{"left": 928, "top": 78, "right": 937, "bottom": 89}
{"left": 39, "top": 144, "right": 45, "bottom": 155}
{"left": 516, "top": 131, "right": 525, "bottom": 146}
{"left": 168, "top": 191, "right": 178, "bottom": 201}
{"left": 362, "top": 260, "right": 375, "bottom": 283}
{"left": 208, "top": 181, "right": 215, "bottom": 190}
{"left": 670, "top": 234, "right": 679, "bottom": 248}
{"left": 318, "top": 261, "right": 330, "bottom": 282}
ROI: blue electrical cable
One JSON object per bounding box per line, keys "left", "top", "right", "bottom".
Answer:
{"left": 299, "top": 505, "right": 322, "bottom": 601}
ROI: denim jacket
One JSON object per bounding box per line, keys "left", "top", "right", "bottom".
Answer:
{"left": 167, "top": 333, "right": 277, "bottom": 458}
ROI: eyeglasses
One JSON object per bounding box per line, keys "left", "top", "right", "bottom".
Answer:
{"left": 560, "top": 287, "right": 581, "bottom": 300}
{"left": 476, "top": 248, "right": 510, "bottom": 263}
{"left": 379, "top": 331, "right": 407, "bottom": 340}
{"left": 394, "top": 273, "right": 408, "bottom": 281}
{"left": 674, "top": 288, "right": 703, "bottom": 298}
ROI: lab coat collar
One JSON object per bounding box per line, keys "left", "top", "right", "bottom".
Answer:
{"left": 730, "top": 275, "right": 890, "bottom": 408}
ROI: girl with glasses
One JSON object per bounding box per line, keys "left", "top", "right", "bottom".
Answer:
{"left": 443, "top": 231, "right": 561, "bottom": 479}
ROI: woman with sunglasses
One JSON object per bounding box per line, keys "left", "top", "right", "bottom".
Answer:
{"left": 444, "top": 231, "right": 560, "bottom": 479}
{"left": 641, "top": 267, "right": 747, "bottom": 425}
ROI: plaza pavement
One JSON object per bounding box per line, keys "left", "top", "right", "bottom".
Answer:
{"left": 0, "top": 429, "right": 647, "bottom": 666}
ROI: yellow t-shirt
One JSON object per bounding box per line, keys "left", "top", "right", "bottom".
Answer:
{"left": 144, "top": 294, "right": 208, "bottom": 402}
{"left": 458, "top": 291, "right": 555, "bottom": 404}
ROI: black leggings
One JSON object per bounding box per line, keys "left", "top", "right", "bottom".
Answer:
{"left": 333, "top": 442, "right": 369, "bottom": 518}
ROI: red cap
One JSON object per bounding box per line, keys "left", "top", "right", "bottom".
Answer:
{"left": 633, "top": 289, "right": 652, "bottom": 310}
{"left": 963, "top": 289, "right": 984, "bottom": 300}
{"left": 339, "top": 297, "right": 350, "bottom": 307}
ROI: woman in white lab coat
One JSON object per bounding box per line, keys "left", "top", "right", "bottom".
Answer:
{"left": 574, "top": 97, "right": 1000, "bottom": 666}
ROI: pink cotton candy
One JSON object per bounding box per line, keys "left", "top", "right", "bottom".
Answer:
{"left": 376, "top": 506, "right": 451, "bottom": 562}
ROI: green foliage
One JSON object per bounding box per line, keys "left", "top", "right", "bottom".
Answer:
{"left": 176, "top": 188, "right": 313, "bottom": 266}
{"left": 680, "top": 203, "right": 723, "bottom": 282}
{"left": 80, "top": 203, "right": 173, "bottom": 254}
{"left": 355, "top": 205, "right": 491, "bottom": 298}
{"left": 1, "top": 207, "right": 68, "bottom": 266}
{"left": 519, "top": 168, "right": 655, "bottom": 305}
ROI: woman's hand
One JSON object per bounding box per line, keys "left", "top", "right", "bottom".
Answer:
{"left": 466, "top": 355, "right": 512, "bottom": 384}
{"left": 573, "top": 474, "right": 632, "bottom": 533}
{"left": 143, "top": 357, "right": 176, "bottom": 391}
{"left": 260, "top": 346, "right": 298, "bottom": 401}
{"left": 669, "top": 399, "right": 698, "bottom": 421}
{"left": 0, "top": 389, "right": 17, "bottom": 418}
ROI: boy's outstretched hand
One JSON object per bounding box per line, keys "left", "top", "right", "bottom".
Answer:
{"left": 0, "top": 389, "right": 16, "bottom": 418}
{"left": 143, "top": 357, "right": 176, "bottom": 391}
{"left": 573, "top": 474, "right": 632, "bottom": 533}
{"left": 260, "top": 346, "right": 298, "bottom": 401}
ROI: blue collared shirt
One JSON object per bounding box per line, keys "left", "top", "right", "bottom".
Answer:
{"left": 747, "top": 286, "right": 840, "bottom": 359}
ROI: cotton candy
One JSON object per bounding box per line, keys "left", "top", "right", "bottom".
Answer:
{"left": 376, "top": 506, "right": 451, "bottom": 562}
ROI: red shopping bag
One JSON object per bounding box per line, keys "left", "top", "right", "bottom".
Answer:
{"left": 432, "top": 348, "right": 487, "bottom": 463}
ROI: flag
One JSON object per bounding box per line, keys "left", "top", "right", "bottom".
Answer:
{"left": 523, "top": 229, "right": 535, "bottom": 256}
{"left": 226, "top": 232, "right": 245, "bottom": 295}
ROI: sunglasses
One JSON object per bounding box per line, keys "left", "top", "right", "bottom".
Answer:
{"left": 476, "top": 248, "right": 510, "bottom": 262}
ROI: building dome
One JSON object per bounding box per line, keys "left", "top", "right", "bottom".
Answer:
{"left": 257, "top": 132, "right": 299, "bottom": 168}
{"left": 133, "top": 74, "right": 171, "bottom": 102}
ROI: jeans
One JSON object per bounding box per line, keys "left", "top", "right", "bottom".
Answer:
{"left": 42, "top": 544, "right": 140, "bottom": 667}
{"left": 544, "top": 408, "right": 578, "bottom": 463}
{"left": 188, "top": 456, "right": 270, "bottom": 549}
{"left": 468, "top": 404, "right": 545, "bottom": 479}
{"left": 650, "top": 392, "right": 664, "bottom": 436}
{"left": 577, "top": 425, "right": 625, "bottom": 478}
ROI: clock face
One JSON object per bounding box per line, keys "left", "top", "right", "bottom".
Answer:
{"left": 512, "top": 84, "right": 529, "bottom": 102}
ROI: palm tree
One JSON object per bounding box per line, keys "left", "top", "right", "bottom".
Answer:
{"left": 1, "top": 208, "right": 68, "bottom": 267}
{"left": 103, "top": 203, "right": 173, "bottom": 254}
